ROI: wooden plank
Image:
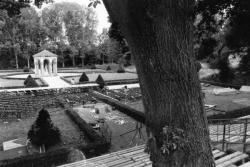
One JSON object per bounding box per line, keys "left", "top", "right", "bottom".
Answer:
{"left": 239, "top": 161, "right": 250, "bottom": 167}
{"left": 88, "top": 145, "right": 145, "bottom": 161}
{"left": 213, "top": 150, "right": 220, "bottom": 155}
{"left": 214, "top": 152, "right": 226, "bottom": 159}
{"left": 217, "top": 154, "right": 248, "bottom": 167}
{"left": 215, "top": 152, "right": 243, "bottom": 165}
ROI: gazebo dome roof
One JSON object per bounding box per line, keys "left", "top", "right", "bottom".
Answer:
{"left": 33, "top": 50, "right": 57, "bottom": 58}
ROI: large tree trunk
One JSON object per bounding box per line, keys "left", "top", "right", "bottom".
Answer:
{"left": 27, "top": 58, "right": 30, "bottom": 69}
{"left": 103, "top": 0, "right": 214, "bottom": 167}
{"left": 14, "top": 52, "right": 19, "bottom": 69}
{"left": 81, "top": 58, "right": 84, "bottom": 67}
{"left": 63, "top": 61, "right": 65, "bottom": 68}
{"left": 72, "top": 57, "right": 76, "bottom": 67}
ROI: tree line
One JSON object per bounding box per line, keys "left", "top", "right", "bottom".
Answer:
{"left": 0, "top": 1, "right": 127, "bottom": 69}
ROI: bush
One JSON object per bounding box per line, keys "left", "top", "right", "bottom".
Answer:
{"left": 117, "top": 65, "right": 125, "bottom": 73}
{"left": 217, "top": 58, "right": 235, "bottom": 83}
{"left": 28, "top": 108, "right": 61, "bottom": 149}
{"left": 91, "top": 64, "right": 96, "bottom": 69}
{"left": 79, "top": 72, "right": 89, "bottom": 82}
{"left": 23, "top": 67, "right": 29, "bottom": 72}
{"left": 96, "top": 74, "right": 105, "bottom": 89}
{"left": 24, "top": 75, "right": 39, "bottom": 87}
{"left": 106, "top": 66, "right": 111, "bottom": 71}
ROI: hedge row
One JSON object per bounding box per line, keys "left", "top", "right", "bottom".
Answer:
{"left": 64, "top": 108, "right": 107, "bottom": 142}
{"left": 0, "top": 147, "right": 71, "bottom": 167}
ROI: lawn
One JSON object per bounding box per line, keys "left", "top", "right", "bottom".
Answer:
{"left": 65, "top": 72, "right": 138, "bottom": 84}
{"left": 0, "top": 107, "right": 88, "bottom": 148}
{"left": 0, "top": 78, "right": 44, "bottom": 87}
{"left": 0, "top": 78, "right": 26, "bottom": 87}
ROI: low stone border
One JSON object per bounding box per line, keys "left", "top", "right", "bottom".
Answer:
{"left": 201, "top": 80, "right": 242, "bottom": 90}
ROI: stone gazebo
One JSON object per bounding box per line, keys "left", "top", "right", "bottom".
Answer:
{"left": 33, "top": 50, "right": 58, "bottom": 77}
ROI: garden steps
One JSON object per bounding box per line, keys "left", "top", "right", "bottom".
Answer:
{"left": 58, "top": 144, "right": 249, "bottom": 167}
{"left": 41, "top": 76, "right": 70, "bottom": 88}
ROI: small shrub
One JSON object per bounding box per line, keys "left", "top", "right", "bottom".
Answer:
{"left": 23, "top": 67, "right": 29, "bottom": 72}
{"left": 79, "top": 72, "right": 89, "bottom": 82}
{"left": 24, "top": 75, "right": 39, "bottom": 87}
{"left": 28, "top": 108, "right": 61, "bottom": 149}
{"left": 91, "top": 64, "right": 96, "bottom": 69}
{"left": 106, "top": 66, "right": 111, "bottom": 71}
{"left": 117, "top": 65, "right": 125, "bottom": 73}
{"left": 96, "top": 74, "right": 105, "bottom": 89}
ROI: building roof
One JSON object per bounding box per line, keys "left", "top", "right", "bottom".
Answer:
{"left": 33, "top": 50, "right": 57, "bottom": 58}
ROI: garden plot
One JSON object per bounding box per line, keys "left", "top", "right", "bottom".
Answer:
{"left": 66, "top": 72, "right": 138, "bottom": 84}
{"left": 73, "top": 103, "right": 146, "bottom": 152}
{"left": 0, "top": 107, "right": 89, "bottom": 160}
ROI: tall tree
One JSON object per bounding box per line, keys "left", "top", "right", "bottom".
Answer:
{"left": 101, "top": 0, "right": 214, "bottom": 166}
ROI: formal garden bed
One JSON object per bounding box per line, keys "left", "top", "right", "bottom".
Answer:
{"left": 64, "top": 72, "right": 138, "bottom": 85}
{"left": 0, "top": 107, "right": 89, "bottom": 153}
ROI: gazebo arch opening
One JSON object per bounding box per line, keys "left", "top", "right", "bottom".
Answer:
{"left": 44, "top": 59, "right": 49, "bottom": 75}
{"left": 38, "top": 60, "right": 41, "bottom": 75}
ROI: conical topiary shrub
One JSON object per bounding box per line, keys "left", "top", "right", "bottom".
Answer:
{"left": 106, "top": 66, "right": 111, "bottom": 71}
{"left": 79, "top": 72, "right": 89, "bottom": 82}
{"left": 117, "top": 64, "right": 125, "bottom": 73}
{"left": 95, "top": 74, "right": 105, "bottom": 89}
{"left": 28, "top": 108, "right": 61, "bottom": 149}
{"left": 24, "top": 75, "right": 39, "bottom": 87}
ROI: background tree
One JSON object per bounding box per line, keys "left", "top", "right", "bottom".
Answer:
{"left": 106, "top": 38, "right": 122, "bottom": 64}
{"left": 28, "top": 108, "right": 61, "bottom": 151}
{"left": 68, "top": 45, "right": 78, "bottom": 67}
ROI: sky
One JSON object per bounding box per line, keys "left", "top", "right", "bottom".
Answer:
{"left": 32, "top": 0, "right": 110, "bottom": 34}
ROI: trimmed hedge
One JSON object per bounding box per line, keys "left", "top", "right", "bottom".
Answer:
{"left": 0, "top": 147, "right": 71, "bottom": 167}
{"left": 23, "top": 67, "right": 30, "bottom": 72}
{"left": 117, "top": 65, "right": 125, "bottom": 73}
{"left": 95, "top": 75, "right": 105, "bottom": 89}
{"left": 106, "top": 66, "right": 111, "bottom": 71}
{"left": 79, "top": 72, "right": 89, "bottom": 82}
{"left": 90, "top": 64, "right": 96, "bottom": 69}
{"left": 64, "top": 109, "right": 105, "bottom": 142}
{"left": 24, "top": 75, "right": 39, "bottom": 87}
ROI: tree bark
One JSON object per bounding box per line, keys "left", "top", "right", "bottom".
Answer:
{"left": 103, "top": 0, "right": 214, "bottom": 167}
{"left": 14, "top": 51, "right": 19, "bottom": 69}
{"left": 72, "top": 56, "right": 75, "bottom": 67}
{"left": 27, "top": 58, "right": 30, "bottom": 69}
{"left": 81, "top": 58, "right": 84, "bottom": 67}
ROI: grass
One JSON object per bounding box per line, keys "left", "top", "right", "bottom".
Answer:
{"left": 0, "top": 107, "right": 88, "bottom": 148}
{"left": 0, "top": 78, "right": 25, "bottom": 87}
{"left": 66, "top": 72, "right": 138, "bottom": 84}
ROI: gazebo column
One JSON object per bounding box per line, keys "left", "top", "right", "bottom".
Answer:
{"left": 53, "top": 59, "right": 57, "bottom": 76}
{"left": 40, "top": 59, "right": 44, "bottom": 76}
{"left": 34, "top": 59, "right": 38, "bottom": 76}
{"left": 49, "top": 59, "right": 52, "bottom": 76}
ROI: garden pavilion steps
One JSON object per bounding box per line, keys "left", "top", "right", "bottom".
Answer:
{"left": 58, "top": 144, "right": 250, "bottom": 167}
{"left": 40, "top": 76, "right": 70, "bottom": 88}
